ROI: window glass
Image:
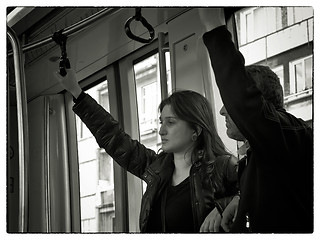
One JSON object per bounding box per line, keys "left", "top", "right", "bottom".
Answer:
{"left": 245, "top": 11, "right": 253, "bottom": 43}
{"left": 235, "top": 6, "right": 313, "bottom": 123}
{"left": 305, "top": 57, "right": 312, "bottom": 89}
{"left": 253, "top": 7, "right": 266, "bottom": 39}
{"left": 133, "top": 52, "right": 172, "bottom": 192}
{"left": 76, "top": 79, "right": 115, "bottom": 232}
{"left": 237, "top": 7, "right": 297, "bottom": 45}
{"left": 293, "top": 7, "right": 313, "bottom": 23}
{"left": 289, "top": 56, "right": 313, "bottom": 95}
{"left": 294, "top": 62, "right": 304, "bottom": 93}
{"left": 272, "top": 65, "right": 285, "bottom": 95}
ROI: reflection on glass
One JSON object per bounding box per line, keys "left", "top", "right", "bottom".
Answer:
{"left": 76, "top": 80, "right": 115, "bottom": 232}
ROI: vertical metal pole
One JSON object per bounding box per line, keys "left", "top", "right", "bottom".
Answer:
{"left": 158, "top": 32, "right": 169, "bottom": 100}
{"left": 44, "top": 98, "right": 51, "bottom": 232}
{"left": 7, "top": 26, "right": 29, "bottom": 233}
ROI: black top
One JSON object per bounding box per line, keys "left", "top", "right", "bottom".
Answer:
{"left": 146, "top": 192, "right": 162, "bottom": 233}
{"left": 165, "top": 177, "right": 194, "bottom": 233}
{"left": 146, "top": 177, "right": 194, "bottom": 233}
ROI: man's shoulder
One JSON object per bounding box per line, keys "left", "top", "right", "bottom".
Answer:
{"left": 277, "top": 108, "right": 311, "bottom": 131}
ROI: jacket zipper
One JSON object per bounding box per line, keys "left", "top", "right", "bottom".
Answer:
{"left": 245, "top": 212, "right": 252, "bottom": 232}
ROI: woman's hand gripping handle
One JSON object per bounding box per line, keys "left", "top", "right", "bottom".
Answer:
{"left": 54, "top": 69, "right": 82, "bottom": 99}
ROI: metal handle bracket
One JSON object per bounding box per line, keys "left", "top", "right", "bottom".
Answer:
{"left": 52, "top": 29, "right": 70, "bottom": 76}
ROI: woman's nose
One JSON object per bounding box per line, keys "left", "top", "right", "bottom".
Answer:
{"left": 159, "top": 124, "right": 166, "bottom": 136}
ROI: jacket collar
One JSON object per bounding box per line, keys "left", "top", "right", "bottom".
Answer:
{"left": 149, "top": 150, "right": 205, "bottom": 177}
{"left": 237, "top": 140, "right": 250, "bottom": 157}
{"left": 148, "top": 152, "right": 175, "bottom": 183}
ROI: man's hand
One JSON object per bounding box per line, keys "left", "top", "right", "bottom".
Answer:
{"left": 200, "top": 207, "right": 221, "bottom": 232}
{"left": 198, "top": 8, "right": 226, "bottom": 33}
{"left": 221, "top": 195, "right": 240, "bottom": 232}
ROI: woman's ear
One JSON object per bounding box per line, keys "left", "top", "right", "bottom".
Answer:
{"left": 196, "top": 125, "right": 202, "bottom": 136}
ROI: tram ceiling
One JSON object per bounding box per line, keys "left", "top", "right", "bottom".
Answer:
{"left": 7, "top": 7, "right": 242, "bottom": 62}
{"left": 7, "top": 7, "right": 243, "bottom": 91}
{"left": 7, "top": 7, "right": 107, "bottom": 64}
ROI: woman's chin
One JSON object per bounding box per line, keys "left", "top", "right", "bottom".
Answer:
{"left": 161, "top": 146, "right": 172, "bottom": 153}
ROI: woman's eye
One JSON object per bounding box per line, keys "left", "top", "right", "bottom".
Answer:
{"left": 158, "top": 118, "right": 175, "bottom": 125}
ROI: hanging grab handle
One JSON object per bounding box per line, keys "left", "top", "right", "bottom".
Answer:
{"left": 125, "top": 8, "right": 155, "bottom": 44}
{"left": 52, "top": 29, "right": 70, "bottom": 76}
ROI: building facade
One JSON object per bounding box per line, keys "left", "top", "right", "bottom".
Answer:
{"left": 235, "top": 7, "right": 313, "bottom": 126}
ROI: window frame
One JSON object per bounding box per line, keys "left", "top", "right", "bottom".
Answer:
{"left": 117, "top": 34, "right": 172, "bottom": 230}
{"left": 289, "top": 55, "right": 313, "bottom": 95}
{"left": 239, "top": 7, "right": 284, "bottom": 45}
{"left": 72, "top": 66, "right": 129, "bottom": 232}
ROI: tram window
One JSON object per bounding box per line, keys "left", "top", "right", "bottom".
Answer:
{"left": 75, "top": 79, "right": 115, "bottom": 233}
{"left": 133, "top": 52, "right": 171, "bottom": 192}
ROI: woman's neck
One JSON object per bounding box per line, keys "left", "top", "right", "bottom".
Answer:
{"left": 173, "top": 151, "right": 192, "bottom": 170}
{"left": 171, "top": 150, "right": 193, "bottom": 186}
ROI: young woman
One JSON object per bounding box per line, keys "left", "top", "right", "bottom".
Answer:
{"left": 55, "top": 69, "right": 238, "bottom": 233}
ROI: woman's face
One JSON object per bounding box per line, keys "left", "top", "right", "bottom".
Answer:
{"left": 159, "top": 105, "right": 195, "bottom": 153}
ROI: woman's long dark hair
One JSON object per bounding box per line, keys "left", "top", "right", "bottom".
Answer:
{"left": 159, "top": 90, "right": 230, "bottom": 176}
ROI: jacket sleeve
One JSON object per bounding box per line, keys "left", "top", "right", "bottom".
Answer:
{"left": 214, "top": 155, "right": 238, "bottom": 214}
{"left": 73, "top": 93, "right": 158, "bottom": 179}
{"left": 203, "top": 26, "right": 295, "bottom": 161}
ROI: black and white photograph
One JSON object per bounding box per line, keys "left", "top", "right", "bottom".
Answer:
{"left": 3, "top": 2, "right": 318, "bottom": 239}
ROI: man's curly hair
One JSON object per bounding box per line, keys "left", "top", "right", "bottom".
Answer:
{"left": 246, "top": 65, "right": 284, "bottom": 109}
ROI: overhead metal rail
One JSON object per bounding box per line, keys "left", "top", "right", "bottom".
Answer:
{"left": 8, "top": 7, "right": 122, "bottom": 56}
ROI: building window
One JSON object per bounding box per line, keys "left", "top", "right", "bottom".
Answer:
{"left": 98, "top": 208, "right": 115, "bottom": 232}
{"left": 244, "top": 10, "right": 254, "bottom": 43}
{"left": 133, "top": 52, "right": 172, "bottom": 193}
{"left": 239, "top": 7, "right": 283, "bottom": 45}
{"left": 81, "top": 218, "right": 95, "bottom": 232}
{"left": 133, "top": 54, "right": 160, "bottom": 138}
{"left": 287, "top": 7, "right": 313, "bottom": 25}
{"left": 76, "top": 116, "right": 92, "bottom": 140}
{"left": 98, "top": 84, "right": 110, "bottom": 112}
{"left": 133, "top": 52, "right": 171, "bottom": 138}
{"left": 98, "top": 151, "right": 114, "bottom": 185}
{"left": 289, "top": 55, "right": 313, "bottom": 95}
{"left": 140, "top": 82, "right": 158, "bottom": 134}
{"left": 75, "top": 116, "right": 82, "bottom": 139}
{"left": 271, "top": 65, "right": 285, "bottom": 96}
